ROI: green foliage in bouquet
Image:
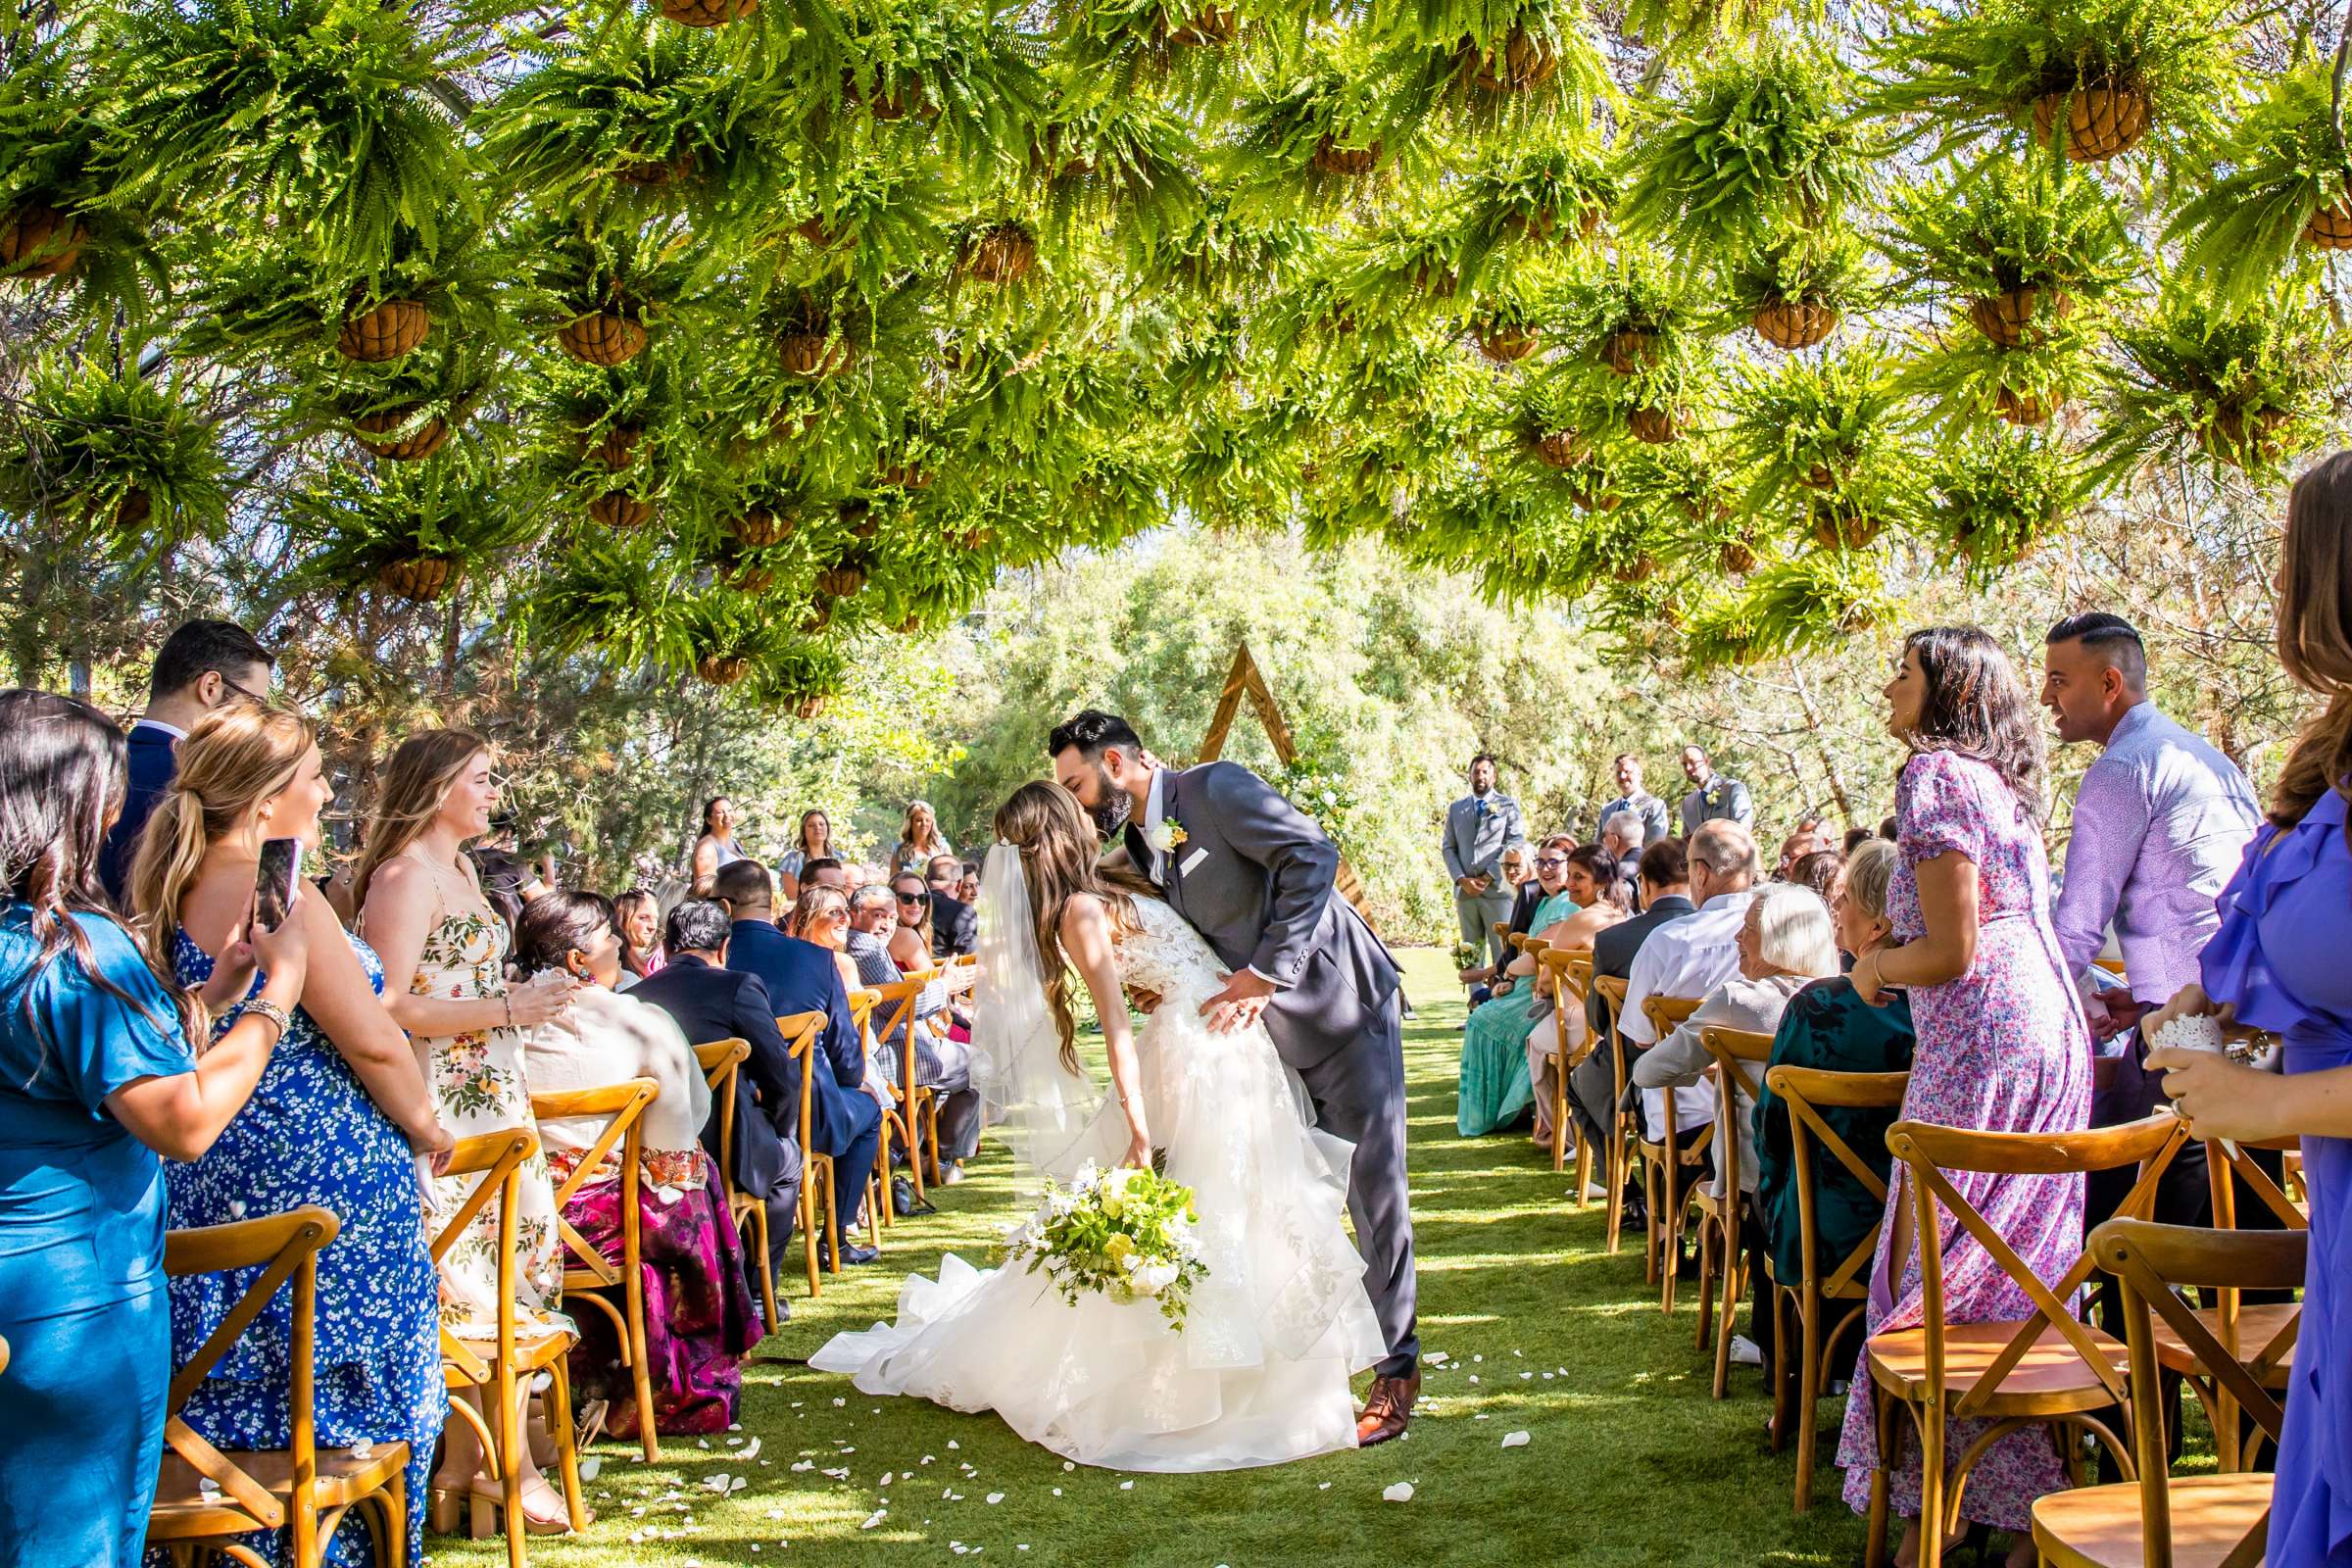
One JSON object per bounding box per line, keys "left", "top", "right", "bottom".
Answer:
{"left": 1274, "top": 759, "right": 1362, "bottom": 847}
{"left": 0, "top": 357, "right": 229, "bottom": 564}
{"left": 2167, "top": 60, "right": 2352, "bottom": 306}
{"left": 1001, "top": 1161, "right": 1207, "bottom": 1329}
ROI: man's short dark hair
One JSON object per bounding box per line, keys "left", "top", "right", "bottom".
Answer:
{"left": 711, "top": 858, "right": 771, "bottom": 906}
{"left": 1613, "top": 752, "right": 1640, "bottom": 768}
{"left": 1842, "top": 825, "right": 1874, "bottom": 856}
{"left": 664, "top": 898, "right": 733, "bottom": 955}
{"left": 1048, "top": 710, "right": 1145, "bottom": 761}
{"left": 2045, "top": 612, "right": 2148, "bottom": 685}
{"left": 1470, "top": 753, "right": 1497, "bottom": 771}
{"left": 1639, "top": 837, "right": 1689, "bottom": 887}
{"left": 802, "top": 856, "right": 843, "bottom": 876}
{"left": 150, "top": 619, "right": 272, "bottom": 701}
{"left": 927, "top": 854, "right": 960, "bottom": 880}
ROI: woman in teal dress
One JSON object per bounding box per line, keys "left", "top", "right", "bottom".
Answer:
{"left": 0, "top": 691, "right": 306, "bottom": 1568}
{"left": 1457, "top": 845, "right": 1630, "bottom": 1136}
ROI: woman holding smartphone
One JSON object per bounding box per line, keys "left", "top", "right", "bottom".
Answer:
{"left": 0, "top": 692, "right": 307, "bottom": 1568}
{"left": 129, "top": 704, "right": 451, "bottom": 1568}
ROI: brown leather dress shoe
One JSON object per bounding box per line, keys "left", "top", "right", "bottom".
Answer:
{"left": 1354, "top": 1370, "right": 1420, "bottom": 1447}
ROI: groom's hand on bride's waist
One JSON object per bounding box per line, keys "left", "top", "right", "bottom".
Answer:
{"left": 1125, "top": 986, "right": 1163, "bottom": 1014}
{"left": 1200, "top": 969, "right": 1276, "bottom": 1034}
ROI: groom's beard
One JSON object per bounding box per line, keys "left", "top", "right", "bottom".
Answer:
{"left": 1089, "top": 764, "right": 1134, "bottom": 839}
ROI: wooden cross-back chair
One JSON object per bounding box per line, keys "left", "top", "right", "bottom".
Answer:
{"left": 529, "top": 1076, "right": 660, "bottom": 1463}
{"left": 775, "top": 1009, "right": 837, "bottom": 1296}
{"left": 2031, "top": 1219, "right": 2305, "bottom": 1568}
{"left": 869, "top": 970, "right": 945, "bottom": 1199}
{"left": 1692, "top": 1027, "right": 1775, "bottom": 1396}
{"left": 1592, "top": 975, "right": 1635, "bottom": 1253}
{"left": 1639, "top": 995, "right": 1710, "bottom": 1313}
{"left": 429, "top": 1126, "right": 585, "bottom": 1566}
{"left": 1763, "top": 1064, "right": 1911, "bottom": 1513}
{"left": 1858, "top": 1113, "right": 2190, "bottom": 1568}
{"left": 147, "top": 1205, "right": 409, "bottom": 1568}
{"left": 2171, "top": 1132, "right": 2307, "bottom": 1474}
{"left": 692, "top": 1039, "right": 777, "bottom": 1337}
{"left": 1537, "top": 948, "right": 1595, "bottom": 1188}
{"left": 843, "top": 989, "right": 898, "bottom": 1241}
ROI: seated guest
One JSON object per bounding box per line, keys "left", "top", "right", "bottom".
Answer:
{"left": 1571, "top": 838, "right": 1696, "bottom": 1200}
{"left": 712, "top": 863, "right": 883, "bottom": 1267}
{"left": 790, "top": 883, "right": 867, "bottom": 997}
{"left": 846, "top": 886, "right": 984, "bottom": 1184}
{"left": 627, "top": 900, "right": 806, "bottom": 1295}
{"left": 887, "top": 872, "right": 938, "bottom": 975}
{"left": 612, "top": 886, "right": 663, "bottom": 985}
{"left": 514, "top": 893, "right": 760, "bottom": 1436}
{"left": 1519, "top": 846, "right": 1638, "bottom": 1148}
{"left": 1460, "top": 835, "right": 1574, "bottom": 1001}
{"left": 1497, "top": 843, "right": 1534, "bottom": 896}
{"left": 1751, "top": 840, "right": 1916, "bottom": 1303}
{"left": 0, "top": 691, "right": 301, "bottom": 1568}
{"left": 1842, "top": 825, "right": 1874, "bottom": 857}
{"left": 99, "top": 617, "right": 275, "bottom": 903}
{"left": 925, "top": 853, "right": 979, "bottom": 958}
{"left": 1457, "top": 844, "right": 1626, "bottom": 1137}
{"left": 1599, "top": 810, "right": 1646, "bottom": 910}
{"left": 800, "top": 856, "right": 847, "bottom": 894}
{"left": 1614, "top": 822, "right": 1762, "bottom": 1154}
{"left": 128, "top": 704, "right": 451, "bottom": 1568}
{"left": 1787, "top": 848, "right": 1842, "bottom": 903}
{"left": 955, "top": 861, "right": 980, "bottom": 906}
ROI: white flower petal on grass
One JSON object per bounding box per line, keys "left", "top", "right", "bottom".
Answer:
{"left": 986, "top": 1493, "right": 1004, "bottom": 1504}
{"left": 1382, "top": 1483, "right": 1415, "bottom": 1502}
{"left": 731, "top": 1477, "right": 749, "bottom": 1494}
{"left": 1500, "top": 1432, "right": 1531, "bottom": 1449}
{"left": 705, "top": 1474, "right": 731, "bottom": 1494}
{"left": 859, "top": 1510, "right": 886, "bottom": 1531}
{"left": 741, "top": 1438, "right": 760, "bottom": 1461}
{"left": 577, "top": 1456, "right": 602, "bottom": 1481}
{"left": 790, "top": 1460, "right": 814, "bottom": 1473}
{"left": 1119, "top": 1480, "right": 1134, "bottom": 1491}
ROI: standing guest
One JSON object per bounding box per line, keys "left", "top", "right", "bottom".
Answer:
{"left": 513, "top": 892, "right": 760, "bottom": 1437}
{"left": 0, "top": 691, "right": 305, "bottom": 1568}
{"left": 926, "top": 853, "right": 980, "bottom": 958}
{"left": 846, "top": 886, "right": 984, "bottom": 1183}
{"left": 690, "top": 796, "right": 748, "bottom": 897}
{"left": 717, "top": 865, "right": 884, "bottom": 1267}
{"left": 1572, "top": 837, "right": 1698, "bottom": 1197}
{"left": 356, "top": 730, "right": 578, "bottom": 1537}
{"left": 2042, "top": 612, "right": 2262, "bottom": 1231}
{"left": 1600, "top": 810, "right": 1646, "bottom": 909}
{"left": 1618, "top": 822, "right": 1765, "bottom": 1161}
{"left": 1677, "top": 745, "right": 1755, "bottom": 837}
{"left": 1834, "top": 627, "right": 2093, "bottom": 1568}
{"left": 128, "top": 706, "right": 451, "bottom": 1568}
{"left": 891, "top": 801, "right": 956, "bottom": 878}
{"left": 613, "top": 886, "right": 664, "bottom": 983}
{"left": 1599, "top": 753, "right": 1672, "bottom": 847}
{"left": 1459, "top": 835, "right": 1573, "bottom": 1001}
{"left": 1443, "top": 754, "right": 1526, "bottom": 968}
{"left": 774, "top": 809, "right": 837, "bottom": 904}
{"left": 98, "top": 618, "right": 275, "bottom": 903}
{"left": 627, "top": 899, "right": 805, "bottom": 1303}
{"left": 1458, "top": 844, "right": 1627, "bottom": 1138}
{"left": 1788, "top": 849, "right": 1843, "bottom": 903}
{"left": 2139, "top": 450, "right": 2352, "bottom": 1568}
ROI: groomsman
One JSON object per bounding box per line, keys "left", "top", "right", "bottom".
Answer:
{"left": 1675, "top": 745, "right": 1753, "bottom": 837}
{"left": 1597, "top": 753, "right": 1671, "bottom": 846}
{"left": 100, "top": 618, "right": 274, "bottom": 904}
{"left": 1442, "top": 754, "right": 1524, "bottom": 967}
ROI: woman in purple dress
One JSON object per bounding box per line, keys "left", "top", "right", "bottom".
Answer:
{"left": 2146, "top": 450, "right": 2352, "bottom": 1568}
{"left": 1838, "top": 626, "right": 2094, "bottom": 1568}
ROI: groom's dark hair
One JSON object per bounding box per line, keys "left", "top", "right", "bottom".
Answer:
{"left": 1048, "top": 710, "right": 1145, "bottom": 761}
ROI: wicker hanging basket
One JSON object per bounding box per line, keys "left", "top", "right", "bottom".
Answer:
{"left": 377, "top": 557, "right": 461, "bottom": 602}
{"left": 1628, "top": 406, "right": 1679, "bottom": 445}
{"left": 587, "top": 491, "right": 655, "bottom": 529}
{"left": 1310, "top": 136, "right": 1383, "bottom": 177}
{"left": 1569, "top": 482, "right": 1622, "bottom": 514}
{"left": 779, "top": 331, "right": 852, "bottom": 378}
{"left": 557, "top": 311, "right": 649, "bottom": 368}
{"left": 1965, "top": 286, "right": 2071, "bottom": 349}
{"left": 2032, "top": 85, "right": 2151, "bottom": 163}
{"left": 1169, "top": 5, "right": 1239, "bottom": 44}
{"left": 1751, "top": 299, "right": 1838, "bottom": 351}
{"left": 851, "top": 69, "right": 927, "bottom": 121}
{"left": 1993, "top": 388, "right": 2057, "bottom": 426}
{"left": 2303, "top": 187, "right": 2352, "bottom": 250}
{"left": 803, "top": 598, "right": 835, "bottom": 632}
{"left": 336, "top": 298, "right": 431, "bottom": 363}
{"left": 729, "top": 507, "right": 791, "bottom": 548}
{"left": 107, "top": 487, "right": 154, "bottom": 531}
{"left": 1718, "top": 538, "right": 1758, "bottom": 576}
{"left": 2203, "top": 405, "right": 2291, "bottom": 468}
{"left": 1467, "top": 28, "right": 1559, "bottom": 94}
{"left": 615, "top": 148, "right": 697, "bottom": 187}
{"left": 697, "top": 653, "right": 751, "bottom": 685}
{"left": 1473, "top": 322, "right": 1537, "bottom": 364}
{"left": 585, "top": 425, "right": 643, "bottom": 469}
{"left": 1811, "top": 509, "right": 1885, "bottom": 552}
{"left": 660, "top": 0, "right": 757, "bottom": 24}
{"left": 1612, "top": 554, "right": 1659, "bottom": 585}
{"left": 352, "top": 408, "right": 450, "bottom": 462}
{"left": 964, "top": 224, "right": 1037, "bottom": 284}
{"left": 815, "top": 564, "right": 867, "bottom": 598}
{"left": 1600, "top": 328, "right": 1659, "bottom": 376}
{"left": 1529, "top": 430, "right": 1587, "bottom": 469}
{"left": 794, "top": 693, "right": 830, "bottom": 720}
{"left": 0, "top": 204, "right": 86, "bottom": 278}
{"left": 880, "top": 461, "right": 934, "bottom": 490}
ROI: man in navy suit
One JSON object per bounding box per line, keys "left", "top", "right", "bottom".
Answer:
{"left": 627, "top": 898, "right": 808, "bottom": 1295}
{"left": 922, "top": 855, "right": 979, "bottom": 958}
{"left": 713, "top": 861, "right": 883, "bottom": 1267}
{"left": 100, "top": 618, "right": 275, "bottom": 905}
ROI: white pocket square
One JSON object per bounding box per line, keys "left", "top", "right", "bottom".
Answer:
{"left": 1178, "top": 847, "right": 1210, "bottom": 877}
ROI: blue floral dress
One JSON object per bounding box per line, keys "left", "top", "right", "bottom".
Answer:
{"left": 163, "top": 929, "right": 443, "bottom": 1568}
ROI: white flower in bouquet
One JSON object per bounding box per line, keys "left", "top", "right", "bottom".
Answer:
{"left": 997, "top": 1164, "right": 1209, "bottom": 1329}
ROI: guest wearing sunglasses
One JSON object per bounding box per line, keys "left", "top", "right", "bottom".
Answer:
{"left": 99, "top": 619, "right": 275, "bottom": 904}
{"left": 887, "top": 874, "right": 936, "bottom": 974}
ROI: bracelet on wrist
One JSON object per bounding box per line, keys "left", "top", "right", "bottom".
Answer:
{"left": 238, "top": 997, "right": 293, "bottom": 1044}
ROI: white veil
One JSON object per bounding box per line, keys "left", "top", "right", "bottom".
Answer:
{"left": 969, "top": 842, "right": 1105, "bottom": 1179}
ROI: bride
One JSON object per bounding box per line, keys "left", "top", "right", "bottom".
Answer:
{"left": 808, "top": 782, "right": 1385, "bottom": 1471}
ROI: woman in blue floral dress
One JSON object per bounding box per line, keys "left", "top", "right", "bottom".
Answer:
{"left": 126, "top": 706, "right": 451, "bottom": 1566}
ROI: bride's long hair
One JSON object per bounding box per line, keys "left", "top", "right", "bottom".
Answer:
{"left": 993, "top": 780, "right": 1155, "bottom": 1074}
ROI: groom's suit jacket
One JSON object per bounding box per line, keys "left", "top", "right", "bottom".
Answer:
{"left": 1123, "top": 762, "right": 1401, "bottom": 1073}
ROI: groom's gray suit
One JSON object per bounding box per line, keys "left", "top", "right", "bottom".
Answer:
{"left": 1123, "top": 761, "right": 1418, "bottom": 1377}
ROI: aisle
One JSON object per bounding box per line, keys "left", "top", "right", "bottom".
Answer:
{"left": 431, "top": 949, "right": 1870, "bottom": 1567}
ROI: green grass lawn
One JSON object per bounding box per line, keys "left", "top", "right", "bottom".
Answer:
{"left": 432, "top": 948, "right": 1874, "bottom": 1568}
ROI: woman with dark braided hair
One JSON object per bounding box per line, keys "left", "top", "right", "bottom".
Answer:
{"left": 0, "top": 690, "right": 308, "bottom": 1568}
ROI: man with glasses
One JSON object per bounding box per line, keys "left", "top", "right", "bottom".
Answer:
{"left": 1461, "top": 836, "right": 1573, "bottom": 1005}
{"left": 101, "top": 618, "right": 274, "bottom": 904}
{"left": 924, "top": 853, "right": 978, "bottom": 959}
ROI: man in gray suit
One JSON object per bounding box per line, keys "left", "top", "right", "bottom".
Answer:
{"left": 1050, "top": 710, "right": 1421, "bottom": 1446}
{"left": 1442, "top": 754, "right": 1524, "bottom": 968}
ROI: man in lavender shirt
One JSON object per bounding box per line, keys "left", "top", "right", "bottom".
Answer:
{"left": 2043, "top": 612, "right": 2262, "bottom": 1230}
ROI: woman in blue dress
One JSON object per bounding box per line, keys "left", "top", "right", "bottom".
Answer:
{"left": 0, "top": 690, "right": 306, "bottom": 1568}
{"left": 2145, "top": 450, "right": 2352, "bottom": 1568}
{"left": 127, "top": 704, "right": 452, "bottom": 1566}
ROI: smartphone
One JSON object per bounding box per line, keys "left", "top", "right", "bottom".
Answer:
{"left": 254, "top": 838, "right": 301, "bottom": 932}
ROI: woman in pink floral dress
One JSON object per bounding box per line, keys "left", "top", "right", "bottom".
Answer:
{"left": 1837, "top": 627, "right": 2093, "bottom": 1568}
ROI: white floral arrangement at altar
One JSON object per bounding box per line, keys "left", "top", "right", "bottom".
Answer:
{"left": 1001, "top": 1161, "right": 1207, "bottom": 1329}
{"left": 1274, "top": 760, "right": 1360, "bottom": 848}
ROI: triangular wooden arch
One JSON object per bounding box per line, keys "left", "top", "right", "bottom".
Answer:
{"left": 1196, "top": 642, "right": 1382, "bottom": 938}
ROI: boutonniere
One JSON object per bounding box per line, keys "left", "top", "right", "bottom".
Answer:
{"left": 1704, "top": 786, "right": 1723, "bottom": 808}
{"left": 1145, "top": 818, "right": 1188, "bottom": 855}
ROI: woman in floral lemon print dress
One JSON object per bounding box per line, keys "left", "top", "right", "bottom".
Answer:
{"left": 358, "top": 729, "right": 580, "bottom": 1538}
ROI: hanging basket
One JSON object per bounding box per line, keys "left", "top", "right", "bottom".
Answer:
{"left": 1310, "top": 137, "right": 1382, "bottom": 177}
{"left": 1529, "top": 430, "right": 1587, "bottom": 469}
{"left": 1168, "top": 6, "right": 1239, "bottom": 45}
{"left": 729, "top": 507, "right": 792, "bottom": 548}
{"left": 2032, "top": 85, "right": 2151, "bottom": 163}
{"left": 1751, "top": 299, "right": 1838, "bottom": 351}
{"left": 351, "top": 408, "right": 450, "bottom": 462}
{"left": 2203, "top": 405, "right": 2291, "bottom": 469}
{"left": 585, "top": 425, "right": 643, "bottom": 469}
{"left": 725, "top": 563, "right": 776, "bottom": 593}
{"left": 1965, "top": 286, "right": 2071, "bottom": 349}
{"left": 1628, "top": 407, "right": 1678, "bottom": 445}
{"left": 1611, "top": 554, "right": 1659, "bottom": 585}
{"left": 0, "top": 203, "right": 85, "bottom": 278}
{"left": 697, "top": 653, "right": 751, "bottom": 685}
{"left": 1473, "top": 322, "right": 1537, "bottom": 364}
{"left": 558, "top": 312, "right": 649, "bottom": 367}
{"left": 376, "top": 557, "right": 461, "bottom": 602}
{"left": 964, "top": 224, "right": 1037, "bottom": 284}
{"left": 1718, "top": 538, "right": 1758, "bottom": 576}
{"left": 794, "top": 693, "right": 830, "bottom": 720}
{"left": 659, "top": 0, "right": 757, "bottom": 24}
{"left": 815, "top": 564, "right": 867, "bottom": 598}
{"left": 850, "top": 70, "right": 928, "bottom": 121}
{"left": 1569, "top": 482, "right": 1622, "bottom": 514}
{"left": 2303, "top": 186, "right": 2352, "bottom": 250}
{"left": 1811, "top": 509, "right": 1885, "bottom": 552}
{"left": 1993, "top": 388, "right": 2057, "bottom": 426}
{"left": 1467, "top": 28, "right": 1559, "bottom": 94}
{"left": 880, "top": 461, "right": 934, "bottom": 490}
{"left": 616, "top": 148, "right": 698, "bottom": 187}
{"left": 335, "top": 298, "right": 431, "bottom": 363}
{"left": 587, "top": 490, "right": 655, "bottom": 529}
{"left": 1600, "top": 328, "right": 1660, "bottom": 376}
{"left": 797, "top": 216, "right": 842, "bottom": 249}
{"left": 779, "top": 331, "right": 853, "bottom": 378}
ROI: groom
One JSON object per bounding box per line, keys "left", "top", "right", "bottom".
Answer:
{"left": 1049, "top": 710, "right": 1420, "bottom": 1446}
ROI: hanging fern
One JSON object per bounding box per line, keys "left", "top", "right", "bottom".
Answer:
{"left": 0, "top": 357, "right": 229, "bottom": 564}
{"left": 2167, "top": 60, "right": 2352, "bottom": 307}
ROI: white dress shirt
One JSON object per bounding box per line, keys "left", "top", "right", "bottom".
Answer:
{"left": 1619, "top": 886, "right": 1763, "bottom": 1137}
{"left": 1633, "top": 970, "right": 1809, "bottom": 1195}
{"left": 130, "top": 715, "right": 188, "bottom": 742}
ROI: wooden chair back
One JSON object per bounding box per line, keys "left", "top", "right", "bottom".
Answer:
{"left": 1536, "top": 947, "right": 1595, "bottom": 1182}
{"left": 2205, "top": 1132, "right": 2308, "bottom": 1233}
{"left": 776, "top": 1009, "right": 834, "bottom": 1288}
{"left": 871, "top": 970, "right": 945, "bottom": 1193}
{"left": 693, "top": 1038, "right": 751, "bottom": 1191}
{"left": 1639, "top": 995, "right": 1708, "bottom": 1153}
{"left": 1592, "top": 974, "right": 1633, "bottom": 1253}
{"left": 158, "top": 1206, "right": 343, "bottom": 1541}
{"left": 531, "top": 1077, "right": 661, "bottom": 1460}
{"left": 1638, "top": 995, "right": 1708, "bottom": 1311}
{"left": 1768, "top": 1066, "right": 1911, "bottom": 1304}
{"left": 1888, "top": 1112, "right": 2190, "bottom": 1417}
{"left": 1695, "top": 1027, "right": 1774, "bottom": 1195}
{"left": 427, "top": 1127, "right": 537, "bottom": 1393}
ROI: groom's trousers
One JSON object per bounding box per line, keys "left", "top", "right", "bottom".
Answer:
{"left": 1295, "top": 989, "right": 1418, "bottom": 1379}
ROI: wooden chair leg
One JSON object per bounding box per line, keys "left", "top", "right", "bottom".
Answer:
{"left": 1693, "top": 1215, "right": 1718, "bottom": 1351}
{"left": 1915, "top": 1403, "right": 1947, "bottom": 1568}
{"left": 1795, "top": 1288, "right": 1825, "bottom": 1512}
{"left": 746, "top": 1202, "right": 778, "bottom": 1336}
{"left": 1643, "top": 1157, "right": 1664, "bottom": 1287}
{"left": 499, "top": 1371, "right": 525, "bottom": 1568}
{"left": 1768, "top": 1287, "right": 1792, "bottom": 1458}
{"left": 823, "top": 1165, "right": 843, "bottom": 1277}
{"left": 801, "top": 1168, "right": 822, "bottom": 1297}
{"left": 1710, "top": 1227, "right": 1742, "bottom": 1399}
{"left": 1549, "top": 1066, "right": 1568, "bottom": 1174}
{"left": 378, "top": 1472, "right": 406, "bottom": 1568}
{"left": 1604, "top": 1121, "right": 1628, "bottom": 1253}
{"left": 626, "top": 1267, "right": 660, "bottom": 1463}
{"left": 924, "top": 1101, "right": 944, "bottom": 1186}
{"left": 1571, "top": 1139, "right": 1592, "bottom": 1210}
{"left": 547, "top": 1358, "right": 589, "bottom": 1533}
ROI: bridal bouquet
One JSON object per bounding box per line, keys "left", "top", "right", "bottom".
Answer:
{"left": 1001, "top": 1161, "right": 1206, "bottom": 1329}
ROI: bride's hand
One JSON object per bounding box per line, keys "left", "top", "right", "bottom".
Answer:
{"left": 1121, "top": 1127, "right": 1152, "bottom": 1170}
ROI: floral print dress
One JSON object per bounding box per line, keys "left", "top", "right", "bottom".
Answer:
{"left": 1834, "top": 750, "right": 2092, "bottom": 1532}
{"left": 395, "top": 853, "right": 567, "bottom": 1342}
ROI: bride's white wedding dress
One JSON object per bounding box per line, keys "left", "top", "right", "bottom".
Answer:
{"left": 808, "top": 894, "right": 1387, "bottom": 1471}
